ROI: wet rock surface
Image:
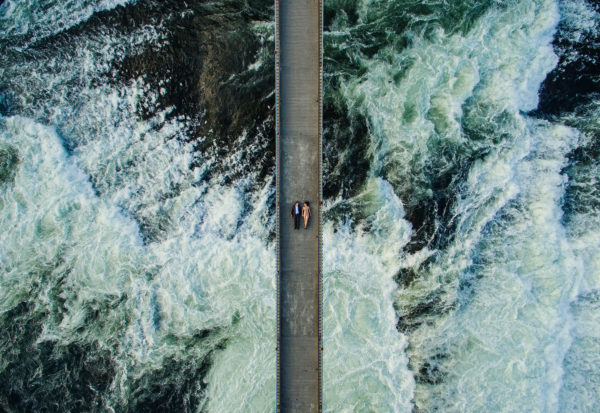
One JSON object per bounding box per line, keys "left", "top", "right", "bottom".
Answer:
{"left": 110, "top": 0, "right": 275, "bottom": 185}
{"left": 535, "top": 2, "right": 600, "bottom": 118}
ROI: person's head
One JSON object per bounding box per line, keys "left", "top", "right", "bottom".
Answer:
{"left": 295, "top": 201, "right": 299, "bottom": 205}
{"left": 305, "top": 201, "right": 309, "bottom": 206}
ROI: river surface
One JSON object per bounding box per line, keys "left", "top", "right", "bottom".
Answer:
{"left": 1, "top": 0, "right": 599, "bottom": 412}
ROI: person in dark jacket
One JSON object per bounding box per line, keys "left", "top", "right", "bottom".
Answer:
{"left": 291, "top": 201, "right": 301, "bottom": 230}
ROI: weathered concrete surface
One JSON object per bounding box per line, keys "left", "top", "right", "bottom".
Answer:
{"left": 276, "top": 0, "right": 322, "bottom": 411}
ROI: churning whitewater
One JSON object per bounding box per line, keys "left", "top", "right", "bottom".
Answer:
{"left": 1, "top": 0, "right": 599, "bottom": 412}
{"left": 322, "top": 0, "right": 600, "bottom": 411}
{"left": 1, "top": 1, "right": 276, "bottom": 411}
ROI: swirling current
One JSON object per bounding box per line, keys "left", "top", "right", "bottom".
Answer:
{"left": 1, "top": 0, "right": 599, "bottom": 412}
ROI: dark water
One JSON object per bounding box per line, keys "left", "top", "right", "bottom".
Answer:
{"left": 0, "top": 1, "right": 275, "bottom": 412}
{"left": 322, "top": 0, "right": 600, "bottom": 411}
{"left": 1, "top": 0, "right": 600, "bottom": 411}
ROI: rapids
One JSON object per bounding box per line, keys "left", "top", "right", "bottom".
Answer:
{"left": 323, "top": 0, "right": 600, "bottom": 411}
{"left": 1, "top": 0, "right": 599, "bottom": 411}
{"left": 1, "top": 1, "right": 275, "bottom": 411}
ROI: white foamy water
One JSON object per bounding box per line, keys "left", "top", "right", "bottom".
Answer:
{"left": 0, "top": 1, "right": 276, "bottom": 410}
{"left": 0, "top": 0, "right": 134, "bottom": 43}
{"left": 405, "top": 121, "right": 582, "bottom": 412}
{"left": 325, "top": 0, "right": 600, "bottom": 411}
{"left": 2, "top": 0, "right": 600, "bottom": 410}
{"left": 323, "top": 178, "right": 415, "bottom": 411}
{"left": 558, "top": 0, "right": 598, "bottom": 43}
{"left": 0, "top": 111, "right": 276, "bottom": 410}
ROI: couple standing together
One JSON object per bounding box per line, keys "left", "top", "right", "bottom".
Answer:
{"left": 291, "top": 201, "right": 311, "bottom": 230}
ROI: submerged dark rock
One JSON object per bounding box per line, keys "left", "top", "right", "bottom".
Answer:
{"left": 111, "top": 0, "right": 275, "bottom": 185}
{"left": 6, "top": 0, "right": 276, "bottom": 244}
{"left": 108, "top": 1, "right": 275, "bottom": 243}
{"left": 0, "top": 284, "right": 229, "bottom": 412}
{"left": 322, "top": 78, "right": 371, "bottom": 202}
{"left": 322, "top": 0, "right": 499, "bottom": 252}
{"left": 0, "top": 89, "right": 14, "bottom": 116}
{"left": 534, "top": 2, "right": 600, "bottom": 118}
{"left": 561, "top": 109, "right": 600, "bottom": 225}
{"left": 2, "top": 0, "right": 275, "bottom": 203}
{"left": 532, "top": 1, "right": 600, "bottom": 225}
{"left": 0, "top": 144, "right": 19, "bottom": 185}
{"left": 0, "top": 2, "right": 272, "bottom": 409}
{"left": 0, "top": 301, "right": 115, "bottom": 412}
{"left": 415, "top": 355, "right": 447, "bottom": 386}
{"left": 126, "top": 330, "right": 228, "bottom": 413}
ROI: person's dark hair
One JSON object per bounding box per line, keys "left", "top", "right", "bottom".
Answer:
{"left": 305, "top": 201, "right": 309, "bottom": 206}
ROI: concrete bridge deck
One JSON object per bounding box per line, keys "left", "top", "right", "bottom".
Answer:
{"left": 275, "top": 0, "right": 322, "bottom": 411}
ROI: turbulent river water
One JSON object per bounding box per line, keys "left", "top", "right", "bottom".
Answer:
{"left": 1, "top": 0, "right": 599, "bottom": 412}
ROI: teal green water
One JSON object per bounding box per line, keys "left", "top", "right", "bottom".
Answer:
{"left": 0, "top": 0, "right": 599, "bottom": 411}
{"left": 322, "top": 0, "right": 600, "bottom": 411}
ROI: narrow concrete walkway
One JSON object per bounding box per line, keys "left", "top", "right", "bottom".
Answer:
{"left": 276, "top": 0, "right": 322, "bottom": 412}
